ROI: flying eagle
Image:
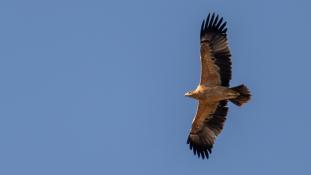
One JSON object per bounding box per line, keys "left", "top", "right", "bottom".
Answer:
{"left": 185, "top": 13, "right": 251, "bottom": 159}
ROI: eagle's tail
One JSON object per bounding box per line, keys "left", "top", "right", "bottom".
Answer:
{"left": 230, "top": 84, "right": 251, "bottom": 106}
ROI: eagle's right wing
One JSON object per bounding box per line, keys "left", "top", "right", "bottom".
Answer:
{"left": 200, "top": 13, "right": 232, "bottom": 87}
{"left": 187, "top": 100, "right": 228, "bottom": 159}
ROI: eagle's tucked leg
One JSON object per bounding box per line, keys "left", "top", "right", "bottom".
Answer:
{"left": 225, "top": 90, "right": 240, "bottom": 99}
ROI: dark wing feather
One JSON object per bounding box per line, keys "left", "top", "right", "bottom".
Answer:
{"left": 200, "top": 13, "right": 232, "bottom": 87}
{"left": 187, "top": 101, "right": 228, "bottom": 159}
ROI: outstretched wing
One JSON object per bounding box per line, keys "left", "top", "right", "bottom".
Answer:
{"left": 200, "top": 13, "right": 232, "bottom": 87}
{"left": 187, "top": 101, "right": 228, "bottom": 159}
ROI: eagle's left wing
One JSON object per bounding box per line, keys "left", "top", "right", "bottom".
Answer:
{"left": 187, "top": 100, "right": 228, "bottom": 159}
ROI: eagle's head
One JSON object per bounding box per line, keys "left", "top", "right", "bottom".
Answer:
{"left": 185, "top": 90, "right": 201, "bottom": 100}
{"left": 184, "top": 91, "right": 194, "bottom": 98}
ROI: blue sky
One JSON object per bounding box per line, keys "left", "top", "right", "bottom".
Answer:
{"left": 0, "top": 0, "right": 310, "bottom": 174}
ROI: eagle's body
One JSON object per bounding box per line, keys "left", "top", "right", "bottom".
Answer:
{"left": 187, "top": 85, "right": 238, "bottom": 101}
{"left": 185, "top": 13, "right": 251, "bottom": 159}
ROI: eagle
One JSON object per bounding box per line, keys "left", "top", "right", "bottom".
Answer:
{"left": 185, "top": 13, "right": 251, "bottom": 159}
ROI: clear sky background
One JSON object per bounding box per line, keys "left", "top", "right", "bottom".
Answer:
{"left": 1, "top": 0, "right": 310, "bottom": 174}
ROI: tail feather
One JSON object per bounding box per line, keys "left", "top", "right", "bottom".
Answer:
{"left": 230, "top": 84, "right": 251, "bottom": 106}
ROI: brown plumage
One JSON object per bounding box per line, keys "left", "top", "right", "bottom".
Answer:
{"left": 184, "top": 13, "right": 251, "bottom": 159}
